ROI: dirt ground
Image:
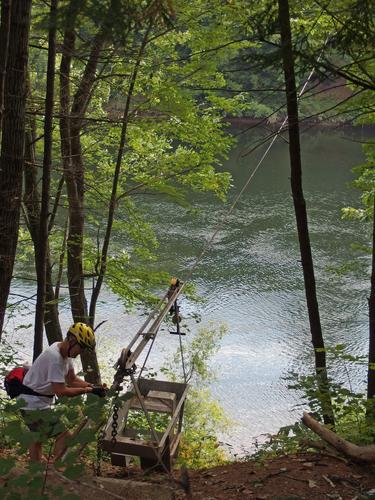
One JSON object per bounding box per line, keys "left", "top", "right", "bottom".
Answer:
{"left": 1, "top": 451, "right": 375, "bottom": 499}
{"left": 185, "top": 453, "right": 375, "bottom": 499}
{"left": 101, "top": 451, "right": 375, "bottom": 499}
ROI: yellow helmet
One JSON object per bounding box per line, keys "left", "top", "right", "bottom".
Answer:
{"left": 68, "top": 322, "right": 96, "bottom": 350}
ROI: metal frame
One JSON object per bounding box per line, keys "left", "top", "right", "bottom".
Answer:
{"left": 111, "top": 280, "right": 185, "bottom": 390}
{"left": 101, "top": 280, "right": 188, "bottom": 471}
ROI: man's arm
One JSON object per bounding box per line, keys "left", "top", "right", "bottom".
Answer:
{"left": 65, "top": 368, "right": 92, "bottom": 388}
{"left": 51, "top": 382, "right": 93, "bottom": 397}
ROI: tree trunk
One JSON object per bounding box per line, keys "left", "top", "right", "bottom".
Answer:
{"left": 59, "top": 5, "right": 85, "bottom": 321}
{"left": 367, "top": 195, "right": 375, "bottom": 410}
{"left": 0, "top": 0, "right": 32, "bottom": 340}
{"left": 0, "top": 0, "right": 12, "bottom": 134}
{"left": 24, "top": 126, "right": 62, "bottom": 345}
{"left": 33, "top": 0, "right": 58, "bottom": 360}
{"left": 59, "top": 8, "right": 106, "bottom": 383}
{"left": 278, "top": 0, "right": 334, "bottom": 426}
{"left": 67, "top": 30, "right": 105, "bottom": 325}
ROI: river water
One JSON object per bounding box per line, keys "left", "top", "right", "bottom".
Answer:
{"left": 7, "top": 127, "right": 371, "bottom": 455}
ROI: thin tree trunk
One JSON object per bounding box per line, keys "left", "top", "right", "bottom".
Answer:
{"left": 59, "top": 5, "right": 83, "bottom": 320}
{"left": 367, "top": 195, "right": 375, "bottom": 406}
{"left": 59, "top": 7, "right": 106, "bottom": 383}
{"left": 67, "top": 31, "right": 106, "bottom": 325}
{"left": 0, "top": 0, "right": 12, "bottom": 134}
{"left": 89, "top": 24, "right": 152, "bottom": 326}
{"left": 278, "top": 0, "right": 334, "bottom": 426}
{"left": 24, "top": 126, "right": 62, "bottom": 345}
{"left": 33, "top": 0, "right": 58, "bottom": 360}
{"left": 54, "top": 217, "right": 68, "bottom": 302}
{"left": 0, "top": 0, "right": 32, "bottom": 340}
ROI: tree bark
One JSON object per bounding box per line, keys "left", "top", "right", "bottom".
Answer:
{"left": 67, "top": 31, "right": 106, "bottom": 328}
{"left": 59, "top": 6, "right": 106, "bottom": 383}
{"left": 278, "top": 0, "right": 334, "bottom": 426}
{"left": 33, "top": 0, "right": 58, "bottom": 360}
{"left": 367, "top": 195, "right": 375, "bottom": 407}
{"left": 302, "top": 412, "right": 375, "bottom": 462}
{"left": 59, "top": 4, "right": 83, "bottom": 319}
{"left": 24, "top": 126, "right": 62, "bottom": 345}
{"left": 0, "top": 0, "right": 32, "bottom": 340}
{"left": 0, "top": 0, "right": 12, "bottom": 134}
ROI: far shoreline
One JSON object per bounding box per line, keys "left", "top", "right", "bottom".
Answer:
{"left": 225, "top": 116, "right": 375, "bottom": 132}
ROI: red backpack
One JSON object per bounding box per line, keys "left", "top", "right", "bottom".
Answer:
{"left": 4, "top": 367, "right": 53, "bottom": 399}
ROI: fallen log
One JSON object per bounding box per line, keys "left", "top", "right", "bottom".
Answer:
{"left": 298, "top": 438, "right": 348, "bottom": 462}
{"left": 302, "top": 412, "right": 375, "bottom": 462}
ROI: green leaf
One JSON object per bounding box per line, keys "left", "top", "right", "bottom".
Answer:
{"left": 0, "top": 457, "right": 16, "bottom": 476}
{"left": 61, "top": 464, "right": 84, "bottom": 480}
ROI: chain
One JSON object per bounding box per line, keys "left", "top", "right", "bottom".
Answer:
{"left": 96, "top": 385, "right": 122, "bottom": 475}
{"left": 95, "top": 426, "right": 105, "bottom": 476}
{"left": 111, "top": 387, "right": 121, "bottom": 445}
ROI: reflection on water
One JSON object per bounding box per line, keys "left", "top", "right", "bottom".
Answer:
{"left": 7, "top": 128, "right": 370, "bottom": 453}
{"left": 135, "top": 128, "right": 370, "bottom": 451}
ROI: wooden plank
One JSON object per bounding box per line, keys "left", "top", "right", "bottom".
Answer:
{"left": 130, "top": 400, "right": 172, "bottom": 413}
{"left": 170, "top": 432, "right": 181, "bottom": 457}
{"left": 148, "top": 390, "right": 176, "bottom": 403}
{"left": 129, "top": 391, "right": 176, "bottom": 414}
{"left": 138, "top": 378, "right": 187, "bottom": 399}
{"left": 101, "top": 436, "right": 159, "bottom": 459}
{"left": 111, "top": 453, "right": 131, "bottom": 466}
{"left": 158, "top": 385, "right": 189, "bottom": 451}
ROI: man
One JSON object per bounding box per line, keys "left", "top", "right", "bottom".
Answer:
{"left": 18, "top": 322, "right": 105, "bottom": 463}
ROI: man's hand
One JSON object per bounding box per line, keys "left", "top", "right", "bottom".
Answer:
{"left": 91, "top": 385, "right": 107, "bottom": 397}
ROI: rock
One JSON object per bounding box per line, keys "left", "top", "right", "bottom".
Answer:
{"left": 240, "top": 489, "right": 253, "bottom": 496}
{"left": 302, "top": 462, "right": 314, "bottom": 468}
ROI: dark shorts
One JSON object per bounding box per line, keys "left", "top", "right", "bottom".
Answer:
{"left": 20, "top": 409, "right": 64, "bottom": 439}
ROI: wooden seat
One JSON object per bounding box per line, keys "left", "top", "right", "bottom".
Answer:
{"left": 101, "top": 378, "right": 188, "bottom": 472}
{"left": 129, "top": 390, "right": 177, "bottom": 414}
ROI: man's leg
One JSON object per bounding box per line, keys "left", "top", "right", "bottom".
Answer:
{"left": 29, "top": 441, "right": 43, "bottom": 462}
{"left": 53, "top": 429, "right": 71, "bottom": 461}
{"left": 20, "top": 411, "right": 44, "bottom": 463}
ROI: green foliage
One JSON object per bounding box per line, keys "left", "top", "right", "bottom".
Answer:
{"left": 254, "top": 343, "right": 375, "bottom": 459}
{"left": 178, "top": 386, "right": 230, "bottom": 468}
{"left": 126, "top": 408, "right": 169, "bottom": 441}
{"left": 0, "top": 384, "right": 108, "bottom": 498}
{"left": 162, "top": 322, "right": 228, "bottom": 384}
{"left": 291, "top": 345, "right": 374, "bottom": 442}
{"left": 251, "top": 421, "right": 317, "bottom": 461}
{"left": 161, "top": 323, "right": 231, "bottom": 468}
{"left": 342, "top": 141, "right": 375, "bottom": 223}
{"left": 14, "top": 0, "right": 245, "bottom": 326}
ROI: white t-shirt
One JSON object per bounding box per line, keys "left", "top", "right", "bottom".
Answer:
{"left": 18, "top": 342, "right": 74, "bottom": 410}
